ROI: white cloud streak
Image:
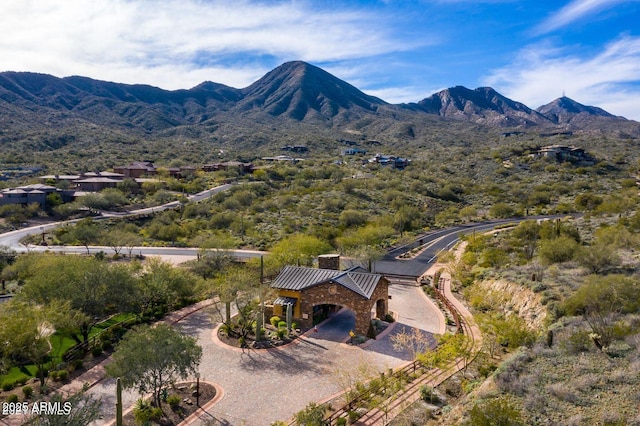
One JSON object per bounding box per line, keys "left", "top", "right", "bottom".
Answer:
{"left": 483, "top": 36, "right": 640, "bottom": 120}
{"left": 535, "top": 0, "right": 636, "bottom": 34}
{"left": 0, "top": 0, "right": 423, "bottom": 90}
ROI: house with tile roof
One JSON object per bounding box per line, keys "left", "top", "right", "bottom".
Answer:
{"left": 270, "top": 256, "right": 389, "bottom": 335}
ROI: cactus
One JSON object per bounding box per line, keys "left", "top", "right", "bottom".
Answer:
{"left": 286, "top": 303, "right": 293, "bottom": 331}
{"left": 116, "top": 377, "right": 123, "bottom": 426}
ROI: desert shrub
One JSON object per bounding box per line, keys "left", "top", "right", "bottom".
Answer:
{"left": 92, "top": 345, "right": 103, "bottom": 357}
{"left": 150, "top": 407, "right": 163, "bottom": 421}
{"left": 547, "top": 382, "right": 580, "bottom": 404}
{"left": 539, "top": 236, "right": 578, "bottom": 264}
{"left": 560, "top": 329, "right": 592, "bottom": 354}
{"left": 469, "top": 396, "right": 524, "bottom": 426}
{"left": 295, "top": 402, "right": 327, "bottom": 426}
{"left": 270, "top": 316, "right": 281, "bottom": 327}
{"left": 167, "top": 394, "right": 181, "bottom": 410}
{"left": 101, "top": 340, "right": 113, "bottom": 351}
{"left": 133, "top": 399, "right": 152, "bottom": 424}
{"left": 56, "top": 370, "right": 69, "bottom": 382}
{"left": 2, "top": 380, "right": 14, "bottom": 391}
{"left": 22, "top": 385, "right": 33, "bottom": 398}
{"left": 7, "top": 394, "right": 19, "bottom": 403}
{"left": 14, "top": 375, "right": 28, "bottom": 386}
{"left": 420, "top": 385, "right": 440, "bottom": 403}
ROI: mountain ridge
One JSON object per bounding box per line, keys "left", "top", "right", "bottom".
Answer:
{"left": 0, "top": 61, "right": 638, "bottom": 149}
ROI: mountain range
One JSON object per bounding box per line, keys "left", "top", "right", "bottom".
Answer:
{"left": 0, "top": 60, "right": 638, "bottom": 154}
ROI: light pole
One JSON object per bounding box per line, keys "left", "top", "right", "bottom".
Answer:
{"left": 195, "top": 372, "right": 200, "bottom": 407}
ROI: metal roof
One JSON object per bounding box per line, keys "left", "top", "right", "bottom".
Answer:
{"left": 271, "top": 265, "right": 384, "bottom": 299}
{"left": 273, "top": 296, "right": 297, "bottom": 306}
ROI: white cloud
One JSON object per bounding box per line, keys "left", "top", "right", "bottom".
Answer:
{"left": 0, "top": 0, "right": 424, "bottom": 90}
{"left": 482, "top": 36, "right": 640, "bottom": 121}
{"left": 534, "top": 0, "right": 637, "bottom": 35}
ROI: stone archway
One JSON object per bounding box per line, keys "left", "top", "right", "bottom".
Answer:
{"left": 375, "top": 298, "right": 387, "bottom": 320}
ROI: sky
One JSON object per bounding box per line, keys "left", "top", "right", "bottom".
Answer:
{"left": 1, "top": 0, "right": 639, "bottom": 120}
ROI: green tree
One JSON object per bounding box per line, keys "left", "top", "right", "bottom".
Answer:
{"left": 106, "top": 323, "right": 202, "bottom": 408}
{"left": 0, "top": 301, "right": 51, "bottom": 382}
{"left": 64, "top": 218, "right": 100, "bottom": 254}
{"left": 133, "top": 258, "right": 198, "bottom": 319}
{"left": 267, "top": 234, "right": 332, "bottom": 271}
{"left": 17, "top": 254, "right": 137, "bottom": 343}
{"left": 393, "top": 205, "right": 422, "bottom": 236}
{"left": 510, "top": 220, "right": 540, "bottom": 260}
{"left": 563, "top": 274, "right": 640, "bottom": 347}
{"left": 574, "top": 243, "right": 619, "bottom": 274}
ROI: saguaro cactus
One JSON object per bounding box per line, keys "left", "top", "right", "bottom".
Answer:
{"left": 116, "top": 377, "right": 123, "bottom": 426}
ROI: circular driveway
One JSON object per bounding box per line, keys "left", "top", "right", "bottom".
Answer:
{"left": 179, "top": 279, "right": 443, "bottom": 426}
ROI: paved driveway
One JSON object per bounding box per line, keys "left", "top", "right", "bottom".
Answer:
{"left": 87, "top": 280, "right": 443, "bottom": 425}
{"left": 183, "top": 280, "right": 442, "bottom": 426}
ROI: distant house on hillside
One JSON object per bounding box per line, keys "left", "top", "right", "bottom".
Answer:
{"left": 342, "top": 147, "right": 367, "bottom": 156}
{"left": 0, "top": 184, "right": 59, "bottom": 207}
{"left": 113, "top": 161, "right": 157, "bottom": 178}
{"left": 530, "top": 145, "right": 595, "bottom": 164}
{"left": 368, "top": 154, "right": 410, "bottom": 169}
{"left": 202, "top": 161, "right": 254, "bottom": 174}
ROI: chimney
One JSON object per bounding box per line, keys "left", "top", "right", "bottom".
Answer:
{"left": 318, "top": 254, "right": 340, "bottom": 270}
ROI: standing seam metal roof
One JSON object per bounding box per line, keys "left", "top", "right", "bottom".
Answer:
{"left": 271, "top": 266, "right": 383, "bottom": 299}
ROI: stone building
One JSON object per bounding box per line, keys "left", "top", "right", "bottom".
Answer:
{"left": 270, "top": 255, "right": 389, "bottom": 336}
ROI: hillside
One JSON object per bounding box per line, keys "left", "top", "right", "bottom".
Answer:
{"left": 1, "top": 61, "right": 639, "bottom": 170}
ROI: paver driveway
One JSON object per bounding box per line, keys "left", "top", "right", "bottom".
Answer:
{"left": 90, "top": 279, "right": 442, "bottom": 425}
{"left": 184, "top": 279, "right": 442, "bottom": 426}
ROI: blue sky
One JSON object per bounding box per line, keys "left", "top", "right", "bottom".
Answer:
{"left": 1, "top": 0, "right": 639, "bottom": 119}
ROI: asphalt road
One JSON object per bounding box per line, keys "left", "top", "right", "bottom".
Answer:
{"left": 374, "top": 217, "right": 566, "bottom": 278}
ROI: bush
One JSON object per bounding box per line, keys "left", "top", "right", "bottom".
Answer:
{"left": 167, "top": 394, "right": 181, "bottom": 410}
{"left": 14, "top": 375, "right": 28, "bottom": 386}
{"left": 22, "top": 385, "right": 33, "bottom": 398}
{"left": 291, "top": 322, "right": 298, "bottom": 330}
{"left": 469, "top": 396, "right": 524, "bottom": 426}
{"left": 277, "top": 321, "right": 287, "bottom": 329}
{"left": 92, "top": 345, "right": 103, "bottom": 357}
{"left": 336, "top": 417, "right": 347, "bottom": 426}
{"left": 56, "top": 370, "right": 69, "bottom": 382}
{"left": 101, "top": 340, "right": 113, "bottom": 352}
{"left": 71, "top": 359, "right": 83, "bottom": 371}
{"left": 133, "top": 399, "right": 152, "bottom": 424}
{"left": 270, "top": 316, "right": 281, "bottom": 327}
{"left": 150, "top": 407, "right": 163, "bottom": 421}
{"left": 420, "top": 385, "right": 440, "bottom": 403}
{"left": 2, "top": 380, "right": 15, "bottom": 391}
{"left": 7, "top": 394, "right": 19, "bottom": 403}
